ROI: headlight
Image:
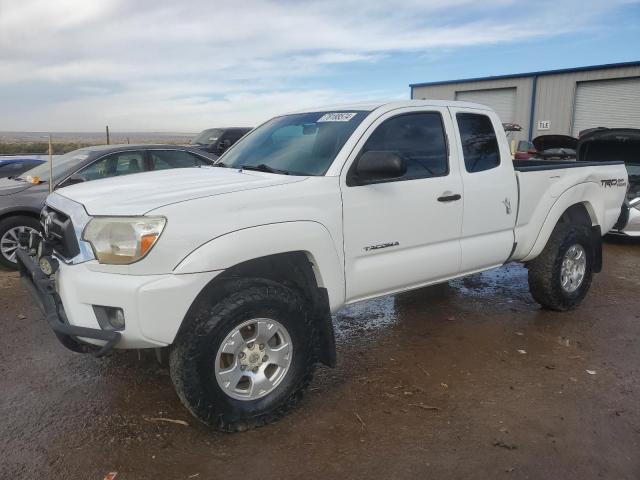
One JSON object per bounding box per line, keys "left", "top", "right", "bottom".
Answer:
{"left": 83, "top": 217, "right": 166, "bottom": 265}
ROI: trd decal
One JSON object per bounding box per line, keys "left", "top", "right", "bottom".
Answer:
{"left": 601, "top": 179, "right": 626, "bottom": 188}
{"left": 364, "top": 241, "right": 399, "bottom": 252}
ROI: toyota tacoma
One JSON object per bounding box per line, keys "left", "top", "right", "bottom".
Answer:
{"left": 17, "top": 100, "right": 628, "bottom": 431}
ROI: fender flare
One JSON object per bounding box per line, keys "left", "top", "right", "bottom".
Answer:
{"left": 522, "top": 183, "right": 604, "bottom": 262}
{"left": 174, "top": 221, "right": 346, "bottom": 311}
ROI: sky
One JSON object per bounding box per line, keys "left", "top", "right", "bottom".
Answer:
{"left": 0, "top": 0, "right": 639, "bottom": 132}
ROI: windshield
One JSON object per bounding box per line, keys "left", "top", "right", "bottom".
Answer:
{"left": 220, "top": 111, "right": 368, "bottom": 175}
{"left": 191, "top": 129, "right": 224, "bottom": 145}
{"left": 17, "top": 149, "right": 92, "bottom": 182}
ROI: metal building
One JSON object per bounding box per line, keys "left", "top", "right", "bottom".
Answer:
{"left": 410, "top": 61, "right": 640, "bottom": 141}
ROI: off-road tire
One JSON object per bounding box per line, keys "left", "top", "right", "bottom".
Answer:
{"left": 0, "top": 215, "right": 41, "bottom": 269}
{"left": 527, "top": 224, "right": 594, "bottom": 311}
{"left": 169, "top": 278, "right": 317, "bottom": 432}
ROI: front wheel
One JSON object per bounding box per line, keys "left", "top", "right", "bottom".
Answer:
{"left": 527, "top": 224, "right": 594, "bottom": 311}
{"left": 169, "top": 278, "right": 317, "bottom": 432}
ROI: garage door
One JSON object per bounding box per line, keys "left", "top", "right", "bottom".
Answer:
{"left": 572, "top": 77, "right": 640, "bottom": 136}
{"left": 455, "top": 88, "right": 516, "bottom": 123}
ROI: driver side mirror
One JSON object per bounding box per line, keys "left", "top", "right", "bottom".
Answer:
{"left": 353, "top": 151, "right": 406, "bottom": 185}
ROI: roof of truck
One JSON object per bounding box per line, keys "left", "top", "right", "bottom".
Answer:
{"left": 287, "top": 99, "right": 493, "bottom": 115}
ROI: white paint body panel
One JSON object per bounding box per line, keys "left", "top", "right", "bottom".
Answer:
{"left": 48, "top": 100, "right": 628, "bottom": 349}
{"left": 448, "top": 107, "right": 519, "bottom": 273}
{"left": 340, "top": 106, "right": 464, "bottom": 302}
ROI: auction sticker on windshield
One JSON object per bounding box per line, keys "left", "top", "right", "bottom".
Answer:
{"left": 317, "top": 112, "right": 357, "bottom": 122}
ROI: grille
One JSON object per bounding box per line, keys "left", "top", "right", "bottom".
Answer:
{"left": 40, "top": 206, "right": 80, "bottom": 259}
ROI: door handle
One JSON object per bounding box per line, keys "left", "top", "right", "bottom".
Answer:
{"left": 437, "top": 194, "right": 461, "bottom": 202}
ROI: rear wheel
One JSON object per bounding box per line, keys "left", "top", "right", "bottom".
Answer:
{"left": 169, "top": 278, "right": 317, "bottom": 432}
{"left": 527, "top": 224, "right": 594, "bottom": 311}
{"left": 0, "top": 216, "right": 40, "bottom": 269}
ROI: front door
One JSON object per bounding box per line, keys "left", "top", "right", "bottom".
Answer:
{"left": 341, "top": 107, "right": 464, "bottom": 302}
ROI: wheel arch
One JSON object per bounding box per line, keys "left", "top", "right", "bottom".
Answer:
{"left": 523, "top": 186, "right": 604, "bottom": 269}
{"left": 173, "top": 222, "right": 345, "bottom": 367}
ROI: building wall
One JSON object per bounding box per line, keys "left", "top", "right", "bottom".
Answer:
{"left": 411, "top": 64, "right": 640, "bottom": 141}
{"left": 412, "top": 77, "right": 533, "bottom": 141}
{"left": 533, "top": 65, "right": 640, "bottom": 137}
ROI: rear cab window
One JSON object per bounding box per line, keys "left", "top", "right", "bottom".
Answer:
{"left": 456, "top": 113, "right": 501, "bottom": 173}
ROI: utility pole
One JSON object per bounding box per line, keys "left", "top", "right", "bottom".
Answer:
{"left": 48, "top": 135, "right": 53, "bottom": 193}
{"left": 106, "top": 125, "right": 110, "bottom": 145}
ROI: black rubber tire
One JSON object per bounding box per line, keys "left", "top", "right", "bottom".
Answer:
{"left": 0, "top": 215, "right": 41, "bottom": 269}
{"left": 169, "top": 278, "right": 317, "bottom": 432}
{"left": 527, "top": 224, "right": 594, "bottom": 311}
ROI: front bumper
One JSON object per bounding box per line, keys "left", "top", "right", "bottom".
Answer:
{"left": 17, "top": 241, "right": 221, "bottom": 356}
{"left": 16, "top": 248, "right": 120, "bottom": 357}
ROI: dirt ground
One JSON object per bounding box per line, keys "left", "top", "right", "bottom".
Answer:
{"left": 1, "top": 239, "right": 639, "bottom": 480}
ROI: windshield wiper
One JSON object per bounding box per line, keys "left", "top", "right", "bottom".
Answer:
{"left": 213, "top": 161, "right": 228, "bottom": 168}
{"left": 239, "top": 164, "right": 290, "bottom": 175}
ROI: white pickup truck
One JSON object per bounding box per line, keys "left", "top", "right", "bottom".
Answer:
{"left": 17, "top": 100, "right": 627, "bottom": 432}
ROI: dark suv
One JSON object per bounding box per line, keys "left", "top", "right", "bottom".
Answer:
{"left": 190, "top": 128, "right": 252, "bottom": 157}
{"left": 0, "top": 144, "right": 215, "bottom": 268}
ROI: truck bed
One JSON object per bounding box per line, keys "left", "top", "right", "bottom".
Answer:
{"left": 513, "top": 159, "right": 624, "bottom": 172}
{"left": 511, "top": 159, "right": 627, "bottom": 262}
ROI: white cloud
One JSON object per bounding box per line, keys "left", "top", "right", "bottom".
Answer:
{"left": 0, "top": 0, "right": 634, "bottom": 130}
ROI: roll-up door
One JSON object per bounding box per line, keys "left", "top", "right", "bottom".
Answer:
{"left": 455, "top": 88, "right": 517, "bottom": 123}
{"left": 572, "top": 77, "right": 640, "bottom": 136}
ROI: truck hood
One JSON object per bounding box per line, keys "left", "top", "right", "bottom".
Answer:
{"left": 532, "top": 135, "right": 577, "bottom": 152}
{"left": 55, "top": 167, "right": 308, "bottom": 216}
{"left": 0, "top": 177, "right": 33, "bottom": 196}
{"left": 577, "top": 128, "right": 640, "bottom": 201}
{"left": 577, "top": 128, "right": 640, "bottom": 164}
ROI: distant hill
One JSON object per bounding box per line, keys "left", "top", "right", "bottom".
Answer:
{"left": 0, "top": 131, "right": 198, "bottom": 155}
{"left": 0, "top": 131, "right": 196, "bottom": 144}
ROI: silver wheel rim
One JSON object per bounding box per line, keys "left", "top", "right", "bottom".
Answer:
{"left": 560, "top": 244, "right": 587, "bottom": 293}
{"left": 1, "top": 225, "right": 37, "bottom": 264}
{"left": 214, "top": 318, "right": 293, "bottom": 401}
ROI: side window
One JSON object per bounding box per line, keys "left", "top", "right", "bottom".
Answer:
{"left": 78, "top": 151, "right": 145, "bottom": 180}
{"left": 149, "top": 150, "right": 210, "bottom": 171}
{"left": 456, "top": 113, "right": 501, "bottom": 173}
{"left": 357, "top": 112, "right": 448, "bottom": 181}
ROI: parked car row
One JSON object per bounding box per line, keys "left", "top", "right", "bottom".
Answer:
{"left": 0, "top": 145, "right": 217, "bottom": 268}
{"left": 0, "top": 126, "right": 253, "bottom": 269}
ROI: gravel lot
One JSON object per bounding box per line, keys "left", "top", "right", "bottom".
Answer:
{"left": 1, "top": 239, "right": 639, "bottom": 479}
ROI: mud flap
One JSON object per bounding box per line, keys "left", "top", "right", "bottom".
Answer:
{"left": 590, "top": 226, "right": 602, "bottom": 273}
{"left": 313, "top": 287, "right": 337, "bottom": 368}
